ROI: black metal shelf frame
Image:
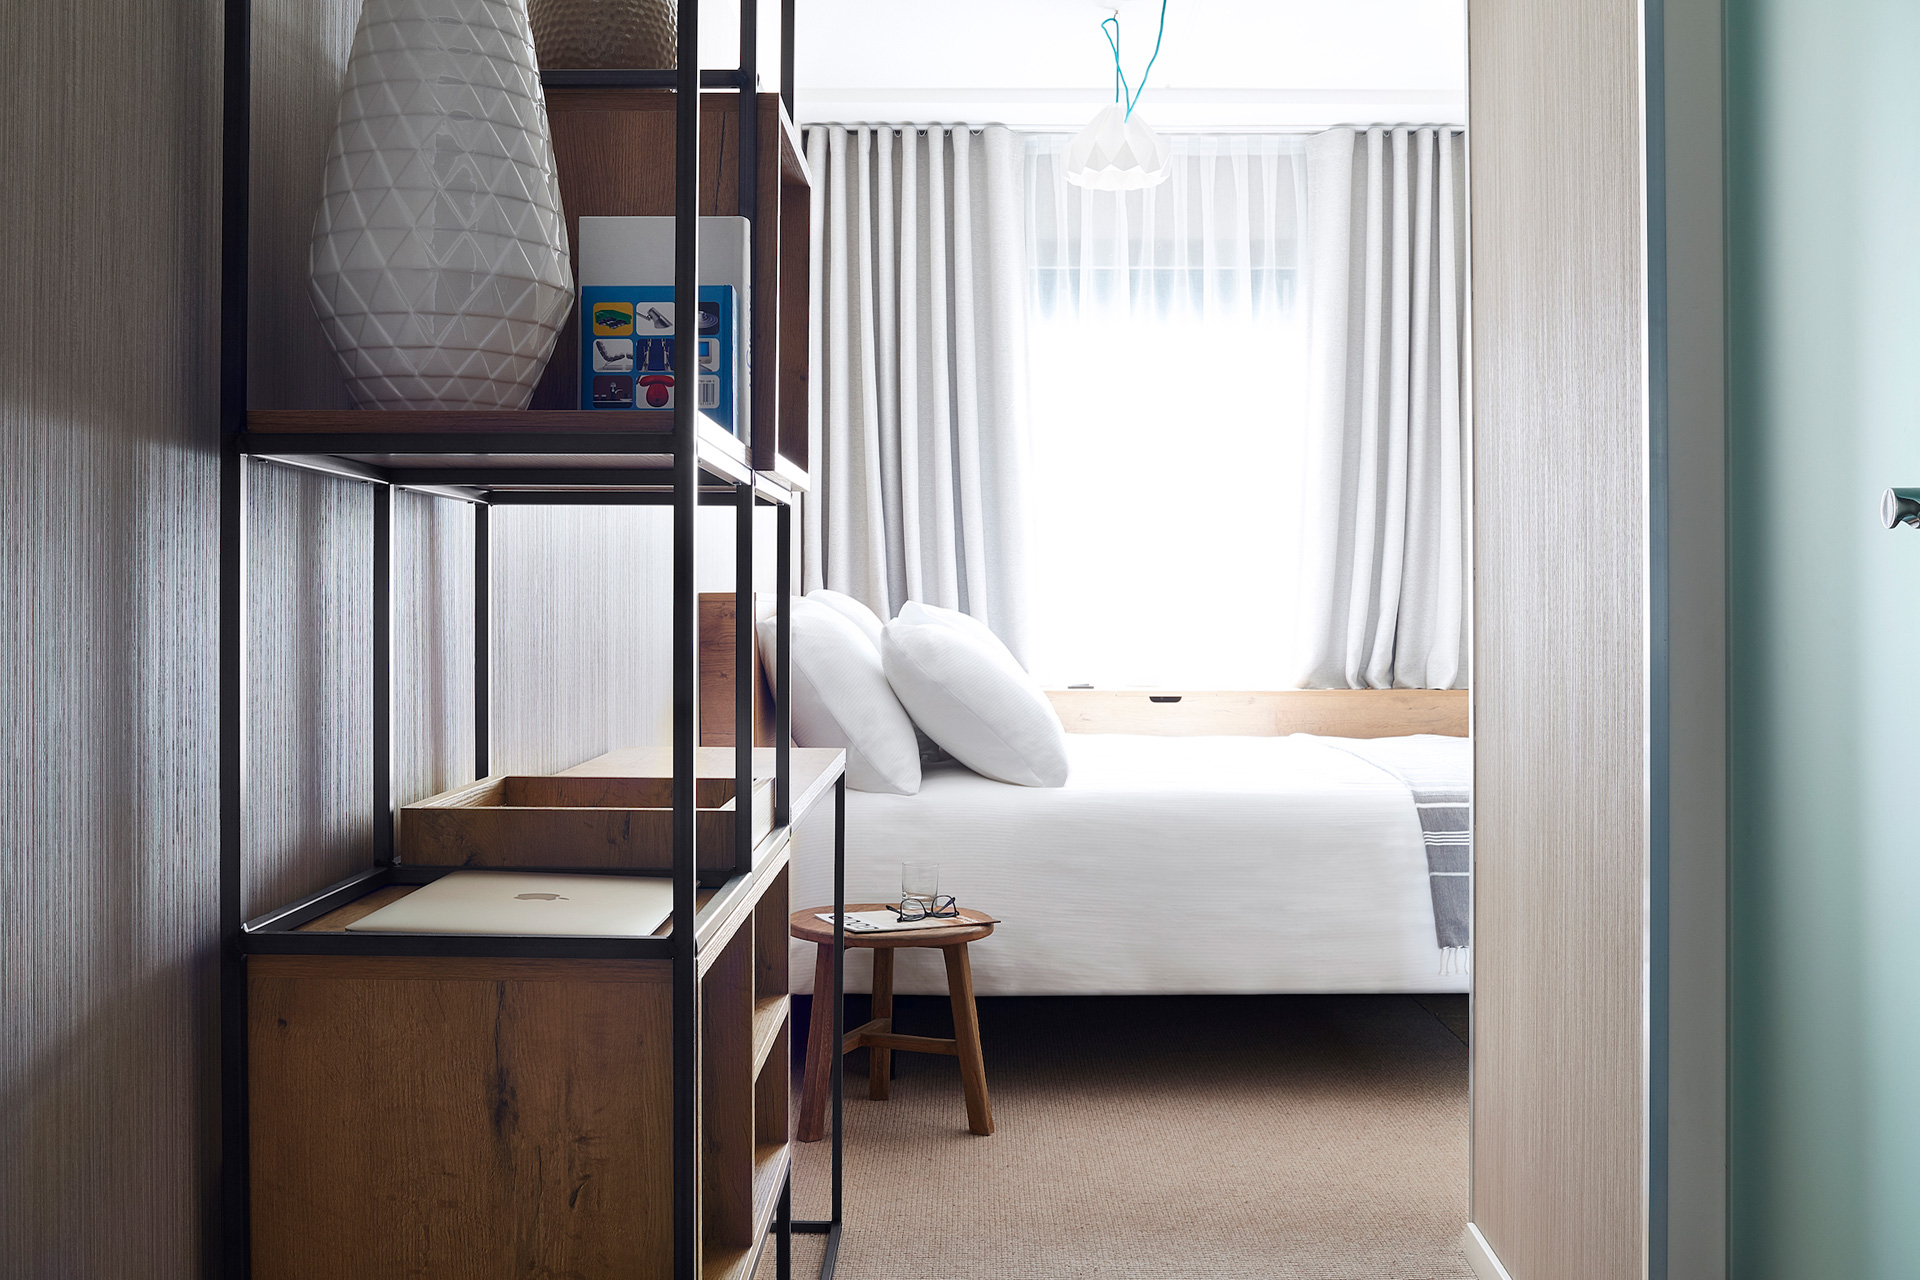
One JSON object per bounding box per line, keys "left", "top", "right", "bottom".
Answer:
{"left": 217, "top": 1, "right": 845, "bottom": 1278}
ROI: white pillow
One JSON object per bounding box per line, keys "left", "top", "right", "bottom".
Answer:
{"left": 806, "top": 588, "right": 885, "bottom": 652}
{"left": 894, "top": 601, "right": 1020, "bottom": 665}
{"left": 881, "top": 607, "right": 1068, "bottom": 788}
{"left": 841, "top": 598, "right": 953, "bottom": 764}
{"left": 758, "top": 597, "right": 921, "bottom": 795}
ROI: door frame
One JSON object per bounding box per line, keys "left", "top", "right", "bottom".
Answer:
{"left": 1462, "top": 1, "right": 1727, "bottom": 1277}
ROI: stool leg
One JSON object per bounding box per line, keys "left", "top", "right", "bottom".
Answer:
{"left": 798, "top": 942, "right": 836, "bottom": 1142}
{"left": 941, "top": 943, "right": 994, "bottom": 1136}
{"left": 869, "top": 948, "right": 895, "bottom": 1101}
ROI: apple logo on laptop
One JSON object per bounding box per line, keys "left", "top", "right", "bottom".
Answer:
{"left": 515, "top": 892, "right": 569, "bottom": 901}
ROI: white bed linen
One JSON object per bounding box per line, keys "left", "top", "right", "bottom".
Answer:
{"left": 788, "top": 732, "right": 1470, "bottom": 997}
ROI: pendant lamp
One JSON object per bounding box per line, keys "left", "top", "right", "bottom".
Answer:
{"left": 1066, "top": 1, "right": 1172, "bottom": 191}
{"left": 1066, "top": 104, "right": 1171, "bottom": 191}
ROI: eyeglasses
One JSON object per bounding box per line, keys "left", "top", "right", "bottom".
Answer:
{"left": 893, "top": 895, "right": 960, "bottom": 922}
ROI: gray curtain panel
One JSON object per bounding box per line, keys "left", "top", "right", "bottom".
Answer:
{"left": 1296, "top": 126, "right": 1468, "bottom": 690}
{"left": 801, "top": 124, "right": 1034, "bottom": 664}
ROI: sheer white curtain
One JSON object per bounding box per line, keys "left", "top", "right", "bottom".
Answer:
{"left": 1023, "top": 133, "right": 1309, "bottom": 688}
{"left": 1295, "top": 126, "right": 1468, "bottom": 689}
{"left": 801, "top": 125, "right": 1034, "bottom": 661}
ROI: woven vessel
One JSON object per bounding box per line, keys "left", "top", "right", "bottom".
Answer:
{"left": 530, "top": 0, "right": 677, "bottom": 69}
{"left": 308, "top": 0, "right": 574, "bottom": 410}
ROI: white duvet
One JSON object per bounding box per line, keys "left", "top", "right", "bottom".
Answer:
{"left": 788, "top": 732, "right": 1470, "bottom": 997}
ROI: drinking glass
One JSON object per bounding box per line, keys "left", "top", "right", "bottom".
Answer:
{"left": 901, "top": 862, "right": 940, "bottom": 911}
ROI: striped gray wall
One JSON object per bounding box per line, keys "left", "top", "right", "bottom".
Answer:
{"left": 1, "top": 0, "right": 224, "bottom": 1270}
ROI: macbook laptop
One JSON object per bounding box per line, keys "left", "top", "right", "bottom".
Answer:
{"left": 346, "top": 871, "right": 675, "bottom": 937}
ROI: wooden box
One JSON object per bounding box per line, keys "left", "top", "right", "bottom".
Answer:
{"left": 400, "top": 769, "right": 773, "bottom": 880}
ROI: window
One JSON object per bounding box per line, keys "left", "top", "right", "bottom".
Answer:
{"left": 1022, "top": 133, "right": 1310, "bottom": 688}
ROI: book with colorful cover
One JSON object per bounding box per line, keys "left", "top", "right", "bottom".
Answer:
{"left": 579, "top": 284, "right": 739, "bottom": 435}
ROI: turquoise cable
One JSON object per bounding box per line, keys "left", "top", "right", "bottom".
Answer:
{"left": 1099, "top": 2, "right": 1170, "bottom": 121}
{"left": 1127, "top": 0, "right": 1169, "bottom": 120}
{"left": 1102, "top": 15, "right": 1128, "bottom": 108}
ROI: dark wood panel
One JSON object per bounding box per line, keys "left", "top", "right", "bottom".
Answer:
{"left": 775, "top": 173, "right": 814, "bottom": 475}
{"left": 248, "top": 954, "right": 675, "bottom": 1277}
{"left": 755, "top": 1026, "right": 791, "bottom": 1149}
{"left": 699, "top": 593, "right": 776, "bottom": 747}
{"left": 702, "top": 928, "right": 756, "bottom": 1257}
{"left": 753, "top": 866, "right": 790, "bottom": 1000}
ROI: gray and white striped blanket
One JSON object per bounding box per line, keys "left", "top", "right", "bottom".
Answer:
{"left": 1320, "top": 735, "right": 1471, "bottom": 972}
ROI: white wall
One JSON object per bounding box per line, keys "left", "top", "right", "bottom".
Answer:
{"left": 778, "top": 0, "right": 1466, "bottom": 129}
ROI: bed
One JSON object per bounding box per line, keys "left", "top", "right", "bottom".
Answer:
{"left": 782, "top": 690, "right": 1471, "bottom": 998}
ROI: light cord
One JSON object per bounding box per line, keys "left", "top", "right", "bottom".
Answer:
{"left": 1100, "top": 1, "right": 1170, "bottom": 121}
{"left": 1101, "top": 14, "right": 1127, "bottom": 108}
{"left": 1129, "top": 0, "right": 1168, "bottom": 120}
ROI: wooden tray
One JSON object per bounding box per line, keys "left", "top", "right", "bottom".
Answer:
{"left": 400, "top": 772, "right": 773, "bottom": 881}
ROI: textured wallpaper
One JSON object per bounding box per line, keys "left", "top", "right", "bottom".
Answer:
{"left": 0, "top": 0, "right": 224, "bottom": 1269}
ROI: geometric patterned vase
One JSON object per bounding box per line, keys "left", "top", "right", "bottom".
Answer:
{"left": 308, "top": 0, "right": 575, "bottom": 410}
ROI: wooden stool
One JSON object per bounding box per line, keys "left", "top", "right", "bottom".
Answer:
{"left": 789, "top": 905, "right": 996, "bottom": 1140}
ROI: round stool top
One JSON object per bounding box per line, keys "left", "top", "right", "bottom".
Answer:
{"left": 790, "top": 903, "right": 996, "bottom": 949}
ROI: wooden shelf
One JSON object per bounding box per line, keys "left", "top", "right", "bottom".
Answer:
{"left": 533, "top": 90, "right": 812, "bottom": 478}
{"left": 701, "top": 1144, "right": 793, "bottom": 1280}
{"left": 699, "top": 853, "right": 793, "bottom": 1274}
{"left": 240, "top": 408, "right": 759, "bottom": 490}
{"left": 238, "top": 792, "right": 838, "bottom": 971}
{"left": 753, "top": 1143, "right": 792, "bottom": 1213}
{"left": 751, "top": 995, "right": 789, "bottom": 1074}
{"left": 765, "top": 449, "right": 811, "bottom": 494}
{"left": 233, "top": 63, "right": 824, "bottom": 1275}
{"left": 247, "top": 409, "right": 681, "bottom": 434}
{"left": 703, "top": 924, "right": 757, "bottom": 1262}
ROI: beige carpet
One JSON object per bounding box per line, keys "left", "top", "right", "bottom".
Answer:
{"left": 759, "top": 994, "right": 1471, "bottom": 1280}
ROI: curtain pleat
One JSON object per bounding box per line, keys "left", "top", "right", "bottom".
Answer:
{"left": 1296, "top": 126, "right": 1468, "bottom": 690}
{"left": 803, "top": 124, "right": 1032, "bottom": 662}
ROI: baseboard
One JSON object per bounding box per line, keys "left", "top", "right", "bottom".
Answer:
{"left": 1462, "top": 1223, "right": 1515, "bottom": 1280}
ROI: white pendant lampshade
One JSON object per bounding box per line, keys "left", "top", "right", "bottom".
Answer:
{"left": 1065, "top": 103, "right": 1172, "bottom": 191}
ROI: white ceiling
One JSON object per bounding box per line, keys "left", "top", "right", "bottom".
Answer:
{"left": 762, "top": 0, "right": 1467, "bottom": 131}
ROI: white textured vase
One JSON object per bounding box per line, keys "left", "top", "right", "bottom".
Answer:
{"left": 309, "top": 0, "right": 575, "bottom": 410}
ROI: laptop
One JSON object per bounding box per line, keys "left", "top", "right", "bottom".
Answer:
{"left": 346, "top": 871, "right": 675, "bottom": 937}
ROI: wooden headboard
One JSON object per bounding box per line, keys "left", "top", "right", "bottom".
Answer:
{"left": 696, "top": 594, "right": 1469, "bottom": 742}
{"left": 697, "top": 593, "right": 776, "bottom": 747}
{"left": 1045, "top": 688, "right": 1468, "bottom": 738}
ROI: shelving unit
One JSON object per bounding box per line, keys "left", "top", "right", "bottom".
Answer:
{"left": 216, "top": 1, "right": 849, "bottom": 1277}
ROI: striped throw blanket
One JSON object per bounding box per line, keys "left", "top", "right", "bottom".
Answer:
{"left": 1320, "top": 735, "right": 1471, "bottom": 973}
